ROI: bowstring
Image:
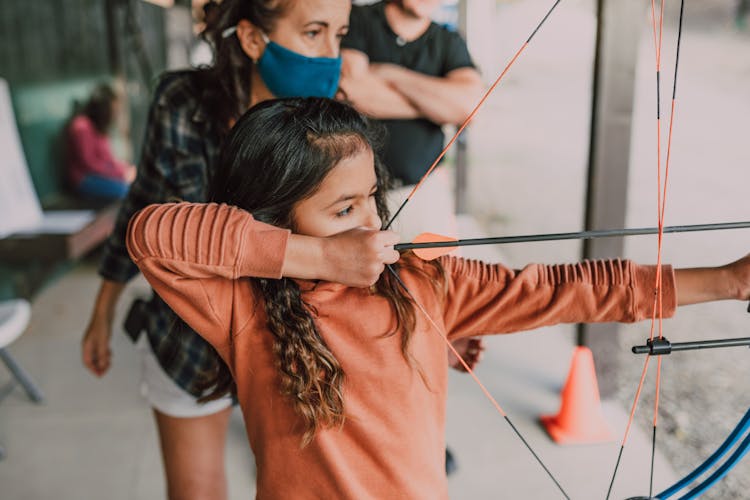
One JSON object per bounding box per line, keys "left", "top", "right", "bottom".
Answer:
{"left": 605, "top": 1, "right": 686, "bottom": 498}
{"left": 381, "top": 1, "right": 571, "bottom": 497}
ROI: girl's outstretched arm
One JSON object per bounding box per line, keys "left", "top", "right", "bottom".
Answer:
{"left": 437, "top": 254, "right": 750, "bottom": 341}
{"left": 675, "top": 253, "right": 750, "bottom": 305}
{"left": 440, "top": 258, "right": 677, "bottom": 340}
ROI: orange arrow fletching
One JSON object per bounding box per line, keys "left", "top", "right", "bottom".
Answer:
{"left": 411, "top": 233, "right": 459, "bottom": 261}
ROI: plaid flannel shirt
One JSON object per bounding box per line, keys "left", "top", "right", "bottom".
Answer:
{"left": 99, "top": 71, "right": 224, "bottom": 397}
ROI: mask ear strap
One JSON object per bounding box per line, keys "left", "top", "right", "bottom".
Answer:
{"left": 254, "top": 33, "right": 271, "bottom": 64}
{"left": 220, "top": 25, "right": 268, "bottom": 44}
{"left": 223, "top": 25, "right": 268, "bottom": 63}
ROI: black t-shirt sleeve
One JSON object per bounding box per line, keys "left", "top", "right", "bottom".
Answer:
{"left": 441, "top": 30, "right": 476, "bottom": 75}
{"left": 341, "top": 5, "right": 368, "bottom": 53}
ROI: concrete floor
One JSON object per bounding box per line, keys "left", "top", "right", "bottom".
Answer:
{"left": 0, "top": 266, "right": 254, "bottom": 500}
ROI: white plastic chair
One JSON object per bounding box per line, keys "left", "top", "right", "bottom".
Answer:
{"left": 0, "top": 299, "right": 44, "bottom": 460}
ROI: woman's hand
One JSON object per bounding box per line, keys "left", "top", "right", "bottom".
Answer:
{"left": 81, "top": 280, "right": 125, "bottom": 377}
{"left": 448, "top": 337, "right": 486, "bottom": 372}
{"left": 81, "top": 313, "right": 113, "bottom": 377}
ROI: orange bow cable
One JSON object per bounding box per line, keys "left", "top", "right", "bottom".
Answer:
{"left": 386, "top": 265, "right": 571, "bottom": 499}
{"left": 380, "top": 2, "right": 572, "bottom": 497}
{"left": 649, "top": 4, "right": 684, "bottom": 496}
{"left": 606, "top": 1, "right": 686, "bottom": 498}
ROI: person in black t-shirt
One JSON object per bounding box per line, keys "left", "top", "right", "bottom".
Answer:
{"left": 341, "top": 0, "right": 485, "bottom": 477}
{"left": 341, "top": 0, "right": 484, "bottom": 346}
{"left": 341, "top": 0, "right": 482, "bottom": 186}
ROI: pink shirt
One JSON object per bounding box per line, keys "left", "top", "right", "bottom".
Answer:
{"left": 127, "top": 202, "right": 676, "bottom": 500}
{"left": 66, "top": 115, "right": 129, "bottom": 187}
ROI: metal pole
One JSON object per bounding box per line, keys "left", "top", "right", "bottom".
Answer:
{"left": 578, "top": 0, "right": 643, "bottom": 396}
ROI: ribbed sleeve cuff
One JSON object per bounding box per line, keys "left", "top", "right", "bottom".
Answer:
{"left": 631, "top": 264, "right": 676, "bottom": 321}
{"left": 235, "top": 218, "right": 290, "bottom": 280}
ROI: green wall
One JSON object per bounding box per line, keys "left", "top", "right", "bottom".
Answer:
{"left": 0, "top": 0, "right": 169, "bottom": 299}
{"left": 0, "top": 0, "right": 167, "bottom": 204}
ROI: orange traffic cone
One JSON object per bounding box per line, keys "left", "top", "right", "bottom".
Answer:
{"left": 540, "top": 346, "right": 614, "bottom": 444}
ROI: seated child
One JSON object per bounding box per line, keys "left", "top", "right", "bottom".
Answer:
{"left": 66, "top": 84, "right": 135, "bottom": 200}
{"left": 126, "top": 97, "right": 750, "bottom": 499}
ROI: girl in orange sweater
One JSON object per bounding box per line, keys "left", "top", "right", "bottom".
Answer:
{"left": 127, "top": 98, "right": 750, "bottom": 499}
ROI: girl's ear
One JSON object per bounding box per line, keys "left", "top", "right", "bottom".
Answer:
{"left": 236, "top": 19, "right": 266, "bottom": 63}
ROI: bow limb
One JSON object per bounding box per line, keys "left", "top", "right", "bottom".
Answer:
{"left": 657, "top": 407, "right": 750, "bottom": 499}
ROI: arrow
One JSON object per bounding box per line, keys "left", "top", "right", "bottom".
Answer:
{"left": 395, "top": 221, "right": 750, "bottom": 260}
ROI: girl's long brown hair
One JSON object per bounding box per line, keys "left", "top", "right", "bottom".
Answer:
{"left": 205, "top": 98, "right": 444, "bottom": 445}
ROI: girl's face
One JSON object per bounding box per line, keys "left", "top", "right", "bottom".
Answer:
{"left": 269, "top": 0, "right": 351, "bottom": 58}
{"left": 292, "top": 146, "right": 381, "bottom": 238}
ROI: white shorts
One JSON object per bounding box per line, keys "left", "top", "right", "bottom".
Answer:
{"left": 136, "top": 334, "right": 232, "bottom": 418}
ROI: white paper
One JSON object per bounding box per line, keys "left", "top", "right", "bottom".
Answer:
{"left": 0, "top": 78, "right": 44, "bottom": 238}
{"left": 12, "top": 210, "right": 95, "bottom": 235}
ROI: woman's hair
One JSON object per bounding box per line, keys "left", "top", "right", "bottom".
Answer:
{"left": 83, "top": 84, "right": 117, "bottom": 134}
{"left": 195, "top": 0, "right": 289, "bottom": 134}
{"left": 207, "top": 97, "right": 442, "bottom": 445}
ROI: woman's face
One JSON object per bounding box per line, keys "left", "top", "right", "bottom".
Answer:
{"left": 292, "top": 146, "right": 381, "bottom": 238}
{"left": 268, "top": 0, "right": 351, "bottom": 58}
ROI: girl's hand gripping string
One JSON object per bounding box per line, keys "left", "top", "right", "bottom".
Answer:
{"left": 282, "top": 227, "right": 400, "bottom": 288}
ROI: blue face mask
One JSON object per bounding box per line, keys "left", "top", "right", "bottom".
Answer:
{"left": 257, "top": 34, "right": 342, "bottom": 99}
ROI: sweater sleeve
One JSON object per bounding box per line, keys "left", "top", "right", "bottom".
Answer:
{"left": 440, "top": 257, "right": 676, "bottom": 339}
{"left": 126, "top": 202, "right": 290, "bottom": 346}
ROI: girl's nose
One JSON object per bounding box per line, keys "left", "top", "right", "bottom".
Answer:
{"left": 362, "top": 207, "right": 381, "bottom": 230}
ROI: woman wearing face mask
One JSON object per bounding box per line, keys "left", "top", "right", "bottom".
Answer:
{"left": 80, "top": 1, "right": 355, "bottom": 499}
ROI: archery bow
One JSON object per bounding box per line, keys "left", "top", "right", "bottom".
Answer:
{"left": 382, "top": 0, "right": 748, "bottom": 498}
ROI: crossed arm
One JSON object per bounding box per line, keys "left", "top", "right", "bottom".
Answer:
{"left": 340, "top": 49, "right": 483, "bottom": 125}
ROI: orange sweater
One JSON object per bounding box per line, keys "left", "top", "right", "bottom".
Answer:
{"left": 127, "top": 202, "right": 676, "bottom": 500}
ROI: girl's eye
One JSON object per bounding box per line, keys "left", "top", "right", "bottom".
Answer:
{"left": 336, "top": 206, "right": 353, "bottom": 217}
{"left": 304, "top": 30, "right": 321, "bottom": 39}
